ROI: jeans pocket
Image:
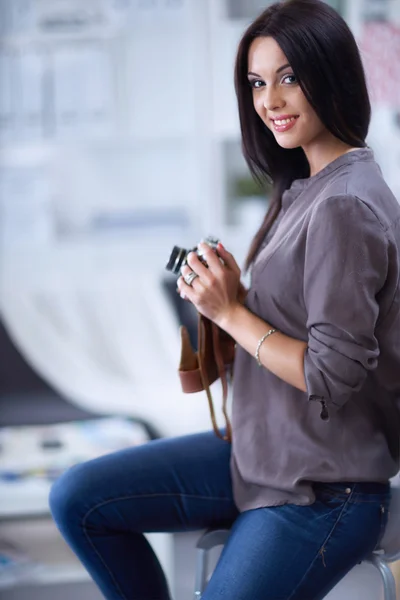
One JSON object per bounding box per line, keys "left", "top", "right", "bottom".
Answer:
{"left": 314, "top": 488, "right": 348, "bottom": 512}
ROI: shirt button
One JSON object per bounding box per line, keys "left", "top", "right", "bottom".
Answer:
{"left": 345, "top": 487, "right": 351, "bottom": 494}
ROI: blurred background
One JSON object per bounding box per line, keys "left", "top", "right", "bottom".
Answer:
{"left": 0, "top": 0, "right": 399, "bottom": 599}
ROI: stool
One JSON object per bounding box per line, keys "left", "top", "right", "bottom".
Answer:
{"left": 193, "top": 484, "right": 400, "bottom": 599}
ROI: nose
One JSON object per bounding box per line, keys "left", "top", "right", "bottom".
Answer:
{"left": 263, "top": 85, "right": 285, "bottom": 111}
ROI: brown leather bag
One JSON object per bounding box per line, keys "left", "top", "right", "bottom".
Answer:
{"left": 178, "top": 314, "right": 235, "bottom": 442}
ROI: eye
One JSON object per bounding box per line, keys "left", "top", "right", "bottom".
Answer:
{"left": 248, "top": 79, "right": 265, "bottom": 89}
{"left": 281, "top": 73, "right": 298, "bottom": 85}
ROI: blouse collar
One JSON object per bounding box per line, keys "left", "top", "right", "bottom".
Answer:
{"left": 281, "top": 147, "right": 374, "bottom": 212}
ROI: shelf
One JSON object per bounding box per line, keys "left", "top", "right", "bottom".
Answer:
{"left": 225, "top": 0, "right": 274, "bottom": 20}
{"left": 0, "top": 516, "right": 89, "bottom": 589}
{"left": 29, "top": 564, "right": 90, "bottom": 586}
{"left": 0, "top": 28, "right": 119, "bottom": 47}
{"left": 0, "top": 481, "right": 52, "bottom": 520}
{"left": 0, "top": 516, "right": 173, "bottom": 590}
{"left": 0, "top": 134, "right": 192, "bottom": 162}
{"left": 224, "top": 0, "right": 344, "bottom": 20}
{"left": 0, "top": 564, "right": 91, "bottom": 590}
{"left": 0, "top": 143, "right": 56, "bottom": 166}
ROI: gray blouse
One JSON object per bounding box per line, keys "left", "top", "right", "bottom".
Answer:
{"left": 231, "top": 148, "right": 400, "bottom": 511}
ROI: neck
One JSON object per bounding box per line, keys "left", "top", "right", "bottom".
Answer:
{"left": 303, "top": 134, "right": 361, "bottom": 177}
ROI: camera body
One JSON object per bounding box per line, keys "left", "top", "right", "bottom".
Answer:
{"left": 165, "top": 235, "right": 220, "bottom": 275}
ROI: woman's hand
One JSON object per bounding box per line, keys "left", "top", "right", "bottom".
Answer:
{"left": 177, "top": 242, "right": 242, "bottom": 328}
{"left": 237, "top": 281, "right": 248, "bottom": 305}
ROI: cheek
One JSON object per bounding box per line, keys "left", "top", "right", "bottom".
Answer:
{"left": 253, "top": 95, "right": 264, "bottom": 119}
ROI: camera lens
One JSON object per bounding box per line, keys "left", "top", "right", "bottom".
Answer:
{"left": 165, "top": 246, "right": 188, "bottom": 274}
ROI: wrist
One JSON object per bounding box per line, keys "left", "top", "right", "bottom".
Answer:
{"left": 216, "top": 301, "right": 244, "bottom": 332}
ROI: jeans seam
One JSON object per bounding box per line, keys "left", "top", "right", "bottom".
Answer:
{"left": 348, "top": 498, "right": 388, "bottom": 504}
{"left": 286, "top": 494, "right": 351, "bottom": 600}
{"left": 81, "top": 492, "right": 233, "bottom": 600}
{"left": 83, "top": 492, "right": 233, "bottom": 522}
{"left": 82, "top": 516, "right": 129, "bottom": 600}
{"left": 375, "top": 500, "right": 390, "bottom": 549}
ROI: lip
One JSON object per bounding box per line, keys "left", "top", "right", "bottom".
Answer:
{"left": 270, "top": 115, "right": 299, "bottom": 133}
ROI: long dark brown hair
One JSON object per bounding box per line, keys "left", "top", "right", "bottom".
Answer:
{"left": 235, "top": 0, "right": 371, "bottom": 269}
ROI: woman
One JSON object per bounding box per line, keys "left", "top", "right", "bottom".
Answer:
{"left": 49, "top": 1, "right": 400, "bottom": 598}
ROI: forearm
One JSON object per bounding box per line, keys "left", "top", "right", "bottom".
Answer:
{"left": 218, "top": 303, "right": 308, "bottom": 392}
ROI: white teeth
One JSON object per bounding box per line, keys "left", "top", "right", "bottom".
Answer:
{"left": 274, "top": 117, "right": 296, "bottom": 125}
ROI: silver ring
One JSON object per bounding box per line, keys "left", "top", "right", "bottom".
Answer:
{"left": 183, "top": 271, "right": 199, "bottom": 286}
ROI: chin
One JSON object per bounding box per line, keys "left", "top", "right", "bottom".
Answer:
{"left": 274, "top": 137, "right": 301, "bottom": 150}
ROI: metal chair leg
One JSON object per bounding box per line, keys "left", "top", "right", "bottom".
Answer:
{"left": 370, "top": 555, "right": 397, "bottom": 600}
{"left": 193, "top": 529, "right": 230, "bottom": 598}
{"left": 193, "top": 548, "right": 209, "bottom": 599}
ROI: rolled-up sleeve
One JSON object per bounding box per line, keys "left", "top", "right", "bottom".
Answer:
{"left": 303, "top": 194, "right": 388, "bottom": 415}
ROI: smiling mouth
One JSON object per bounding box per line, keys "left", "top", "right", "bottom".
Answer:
{"left": 271, "top": 115, "right": 299, "bottom": 132}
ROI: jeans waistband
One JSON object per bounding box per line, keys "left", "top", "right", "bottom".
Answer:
{"left": 313, "top": 481, "right": 390, "bottom": 496}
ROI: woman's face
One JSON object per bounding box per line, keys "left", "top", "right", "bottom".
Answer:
{"left": 247, "top": 36, "right": 328, "bottom": 151}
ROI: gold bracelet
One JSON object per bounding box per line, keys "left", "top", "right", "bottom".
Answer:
{"left": 255, "top": 329, "right": 278, "bottom": 366}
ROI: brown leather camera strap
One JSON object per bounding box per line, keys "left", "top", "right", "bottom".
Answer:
{"left": 198, "top": 319, "right": 232, "bottom": 443}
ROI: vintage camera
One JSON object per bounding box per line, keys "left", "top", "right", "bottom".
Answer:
{"left": 165, "top": 235, "right": 220, "bottom": 275}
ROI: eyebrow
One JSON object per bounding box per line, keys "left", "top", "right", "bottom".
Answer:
{"left": 247, "top": 63, "right": 291, "bottom": 77}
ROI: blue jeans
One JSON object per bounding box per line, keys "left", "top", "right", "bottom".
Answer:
{"left": 49, "top": 431, "right": 390, "bottom": 600}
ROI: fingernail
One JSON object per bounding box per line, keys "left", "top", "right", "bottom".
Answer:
{"left": 180, "top": 292, "right": 186, "bottom": 300}
{"left": 217, "top": 242, "right": 224, "bottom": 250}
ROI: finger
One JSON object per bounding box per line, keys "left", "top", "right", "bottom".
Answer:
{"left": 195, "top": 243, "right": 224, "bottom": 275}
{"left": 176, "top": 276, "right": 184, "bottom": 297}
{"left": 178, "top": 270, "right": 205, "bottom": 300}
{"left": 180, "top": 264, "right": 202, "bottom": 287}
{"left": 216, "top": 242, "right": 240, "bottom": 273}
{"left": 185, "top": 251, "right": 212, "bottom": 280}
{"left": 177, "top": 275, "right": 194, "bottom": 300}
